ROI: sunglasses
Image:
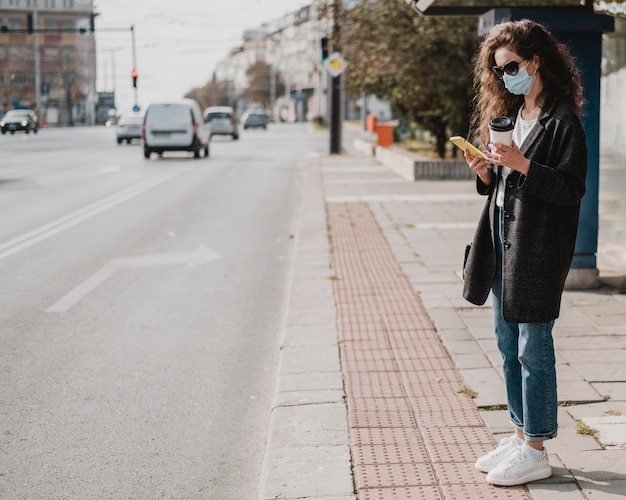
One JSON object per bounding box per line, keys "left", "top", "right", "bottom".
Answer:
{"left": 492, "top": 60, "right": 526, "bottom": 79}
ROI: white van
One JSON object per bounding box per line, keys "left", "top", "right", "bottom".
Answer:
{"left": 142, "top": 99, "right": 210, "bottom": 159}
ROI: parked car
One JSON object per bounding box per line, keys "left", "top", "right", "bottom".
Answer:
{"left": 0, "top": 109, "right": 38, "bottom": 134}
{"left": 241, "top": 109, "right": 268, "bottom": 130}
{"left": 116, "top": 115, "right": 144, "bottom": 144}
{"left": 204, "top": 106, "right": 238, "bottom": 140}
{"left": 142, "top": 99, "right": 210, "bottom": 159}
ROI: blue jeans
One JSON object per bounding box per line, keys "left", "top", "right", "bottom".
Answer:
{"left": 492, "top": 208, "right": 558, "bottom": 441}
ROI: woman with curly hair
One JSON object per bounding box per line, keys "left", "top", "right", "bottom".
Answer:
{"left": 462, "top": 19, "right": 588, "bottom": 486}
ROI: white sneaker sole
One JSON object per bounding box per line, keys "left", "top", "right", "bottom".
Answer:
{"left": 475, "top": 462, "right": 495, "bottom": 473}
{"left": 486, "top": 464, "right": 552, "bottom": 486}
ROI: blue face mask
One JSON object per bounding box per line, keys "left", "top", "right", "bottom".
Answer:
{"left": 503, "top": 64, "right": 536, "bottom": 95}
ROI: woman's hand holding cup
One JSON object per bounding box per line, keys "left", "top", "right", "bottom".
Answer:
{"left": 488, "top": 116, "right": 531, "bottom": 175}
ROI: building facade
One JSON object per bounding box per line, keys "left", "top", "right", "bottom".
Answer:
{"left": 0, "top": 0, "right": 96, "bottom": 125}
{"left": 214, "top": 3, "right": 330, "bottom": 123}
{"left": 212, "top": 2, "right": 389, "bottom": 124}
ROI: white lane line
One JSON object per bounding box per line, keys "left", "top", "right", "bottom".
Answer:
{"left": 0, "top": 168, "right": 191, "bottom": 263}
{"left": 99, "top": 165, "right": 122, "bottom": 174}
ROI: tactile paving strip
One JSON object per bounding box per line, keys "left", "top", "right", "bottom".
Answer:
{"left": 358, "top": 485, "right": 442, "bottom": 500}
{"left": 327, "top": 202, "right": 531, "bottom": 499}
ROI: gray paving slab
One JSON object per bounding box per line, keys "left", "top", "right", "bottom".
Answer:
{"left": 442, "top": 339, "right": 486, "bottom": 357}
{"left": 290, "top": 289, "right": 336, "bottom": 309}
{"left": 479, "top": 409, "right": 513, "bottom": 435}
{"left": 277, "top": 371, "right": 345, "bottom": 393}
{"left": 259, "top": 444, "right": 355, "bottom": 500}
{"left": 558, "top": 380, "right": 605, "bottom": 403}
{"left": 526, "top": 482, "right": 585, "bottom": 500}
{"left": 278, "top": 344, "right": 342, "bottom": 374}
{"left": 557, "top": 363, "right": 589, "bottom": 382}
{"left": 285, "top": 305, "right": 337, "bottom": 327}
{"left": 455, "top": 361, "right": 507, "bottom": 406}
{"left": 556, "top": 449, "right": 626, "bottom": 482}
{"left": 569, "top": 362, "right": 626, "bottom": 382}
{"left": 476, "top": 337, "right": 499, "bottom": 355}
{"left": 438, "top": 328, "right": 475, "bottom": 342}
{"left": 274, "top": 389, "right": 346, "bottom": 407}
{"left": 282, "top": 324, "right": 340, "bottom": 347}
{"left": 425, "top": 307, "right": 467, "bottom": 330}
{"left": 450, "top": 351, "right": 493, "bottom": 370}
{"left": 555, "top": 335, "right": 626, "bottom": 351}
{"left": 609, "top": 401, "right": 626, "bottom": 414}
{"left": 592, "top": 382, "right": 626, "bottom": 401}
{"left": 564, "top": 402, "right": 620, "bottom": 421}
{"left": 579, "top": 480, "right": 626, "bottom": 499}
{"left": 581, "top": 416, "right": 626, "bottom": 449}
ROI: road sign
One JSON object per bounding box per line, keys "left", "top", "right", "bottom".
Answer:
{"left": 132, "top": 104, "right": 140, "bottom": 112}
{"left": 326, "top": 52, "right": 347, "bottom": 78}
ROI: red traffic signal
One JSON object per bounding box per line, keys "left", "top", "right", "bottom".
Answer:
{"left": 131, "top": 68, "right": 137, "bottom": 88}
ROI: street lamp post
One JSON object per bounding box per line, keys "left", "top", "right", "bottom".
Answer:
{"left": 329, "top": 0, "right": 342, "bottom": 154}
{"left": 131, "top": 24, "right": 138, "bottom": 110}
{"left": 33, "top": 0, "right": 42, "bottom": 121}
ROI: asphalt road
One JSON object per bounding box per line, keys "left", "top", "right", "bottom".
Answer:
{"left": 0, "top": 123, "right": 326, "bottom": 499}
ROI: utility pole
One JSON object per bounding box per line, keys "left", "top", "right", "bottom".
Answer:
{"left": 329, "top": 0, "right": 342, "bottom": 154}
{"left": 33, "top": 0, "right": 42, "bottom": 121}
{"left": 131, "top": 24, "right": 138, "bottom": 110}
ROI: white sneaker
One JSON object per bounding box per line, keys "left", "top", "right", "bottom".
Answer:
{"left": 475, "top": 434, "right": 522, "bottom": 473}
{"left": 486, "top": 444, "right": 552, "bottom": 486}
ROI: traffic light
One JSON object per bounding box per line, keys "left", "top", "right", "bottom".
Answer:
{"left": 131, "top": 68, "right": 137, "bottom": 88}
{"left": 321, "top": 37, "right": 329, "bottom": 63}
{"left": 27, "top": 14, "right": 34, "bottom": 34}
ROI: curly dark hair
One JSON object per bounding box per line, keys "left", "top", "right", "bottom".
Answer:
{"left": 471, "top": 19, "right": 584, "bottom": 148}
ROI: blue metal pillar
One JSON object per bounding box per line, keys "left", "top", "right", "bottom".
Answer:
{"left": 479, "top": 9, "right": 615, "bottom": 276}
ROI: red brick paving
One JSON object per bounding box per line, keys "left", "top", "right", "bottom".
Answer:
{"left": 328, "top": 202, "right": 530, "bottom": 499}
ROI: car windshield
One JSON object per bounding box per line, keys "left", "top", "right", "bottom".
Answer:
{"left": 6, "top": 110, "right": 30, "bottom": 118}
{"left": 207, "top": 112, "right": 231, "bottom": 120}
{"left": 146, "top": 104, "right": 191, "bottom": 124}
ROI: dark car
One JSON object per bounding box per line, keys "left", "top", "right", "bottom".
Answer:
{"left": 0, "top": 109, "right": 38, "bottom": 134}
{"left": 242, "top": 110, "right": 268, "bottom": 130}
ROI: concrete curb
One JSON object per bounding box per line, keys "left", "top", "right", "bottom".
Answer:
{"left": 258, "top": 152, "right": 355, "bottom": 500}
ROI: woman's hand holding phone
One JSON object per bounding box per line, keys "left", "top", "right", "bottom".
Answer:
{"left": 465, "top": 149, "right": 493, "bottom": 186}
{"left": 450, "top": 136, "right": 493, "bottom": 185}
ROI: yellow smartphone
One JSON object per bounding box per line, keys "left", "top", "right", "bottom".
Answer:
{"left": 449, "top": 136, "right": 488, "bottom": 159}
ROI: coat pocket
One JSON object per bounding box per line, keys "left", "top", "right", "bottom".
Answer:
{"left": 463, "top": 243, "right": 471, "bottom": 279}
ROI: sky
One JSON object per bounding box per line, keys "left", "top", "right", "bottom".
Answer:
{"left": 94, "top": 0, "right": 309, "bottom": 114}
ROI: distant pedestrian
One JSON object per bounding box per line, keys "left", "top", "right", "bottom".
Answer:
{"left": 462, "top": 19, "right": 588, "bottom": 486}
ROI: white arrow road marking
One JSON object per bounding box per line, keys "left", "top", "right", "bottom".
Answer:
{"left": 99, "top": 165, "right": 122, "bottom": 174}
{"left": 0, "top": 168, "right": 192, "bottom": 263}
{"left": 46, "top": 245, "right": 221, "bottom": 313}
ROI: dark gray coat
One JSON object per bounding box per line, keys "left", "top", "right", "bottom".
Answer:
{"left": 463, "top": 98, "right": 588, "bottom": 323}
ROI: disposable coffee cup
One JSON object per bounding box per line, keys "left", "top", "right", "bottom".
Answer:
{"left": 489, "top": 116, "right": 514, "bottom": 146}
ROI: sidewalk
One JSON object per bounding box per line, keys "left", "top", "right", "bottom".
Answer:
{"left": 259, "top": 130, "right": 626, "bottom": 499}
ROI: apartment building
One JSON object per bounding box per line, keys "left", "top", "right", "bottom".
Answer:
{"left": 0, "top": 0, "right": 96, "bottom": 125}
{"left": 212, "top": 3, "right": 388, "bottom": 124}
{"left": 214, "top": 4, "right": 330, "bottom": 123}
